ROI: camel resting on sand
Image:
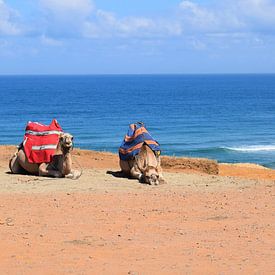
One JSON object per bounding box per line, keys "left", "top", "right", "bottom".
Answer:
{"left": 9, "top": 133, "right": 81, "bottom": 179}
{"left": 120, "top": 143, "right": 166, "bottom": 185}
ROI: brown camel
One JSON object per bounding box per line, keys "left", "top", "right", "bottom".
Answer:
{"left": 120, "top": 143, "right": 166, "bottom": 185}
{"left": 9, "top": 133, "right": 81, "bottom": 179}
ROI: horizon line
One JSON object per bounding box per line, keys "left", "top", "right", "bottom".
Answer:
{"left": 0, "top": 73, "right": 275, "bottom": 77}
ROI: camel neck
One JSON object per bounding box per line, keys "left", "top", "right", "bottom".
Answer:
{"left": 62, "top": 147, "right": 71, "bottom": 156}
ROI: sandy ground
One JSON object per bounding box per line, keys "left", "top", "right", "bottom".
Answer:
{"left": 0, "top": 146, "right": 274, "bottom": 274}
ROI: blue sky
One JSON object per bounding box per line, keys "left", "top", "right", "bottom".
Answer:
{"left": 0, "top": 0, "right": 275, "bottom": 74}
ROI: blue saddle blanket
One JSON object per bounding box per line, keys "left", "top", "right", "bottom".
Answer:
{"left": 119, "top": 122, "right": 161, "bottom": 161}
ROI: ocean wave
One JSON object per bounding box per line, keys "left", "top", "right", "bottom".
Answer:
{"left": 223, "top": 145, "right": 275, "bottom": 152}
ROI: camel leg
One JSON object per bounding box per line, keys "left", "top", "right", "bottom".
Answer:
{"left": 9, "top": 152, "right": 26, "bottom": 174}
{"left": 130, "top": 165, "right": 143, "bottom": 181}
{"left": 156, "top": 159, "right": 167, "bottom": 184}
{"left": 158, "top": 174, "right": 167, "bottom": 184}
{"left": 65, "top": 170, "right": 82, "bottom": 180}
{"left": 120, "top": 160, "right": 143, "bottom": 181}
{"left": 156, "top": 165, "right": 164, "bottom": 179}
{"left": 119, "top": 160, "right": 131, "bottom": 174}
{"left": 38, "top": 163, "right": 62, "bottom": 178}
{"left": 15, "top": 149, "right": 40, "bottom": 175}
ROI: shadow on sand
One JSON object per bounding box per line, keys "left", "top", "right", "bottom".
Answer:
{"left": 106, "top": 171, "right": 138, "bottom": 181}
{"left": 106, "top": 170, "right": 126, "bottom": 178}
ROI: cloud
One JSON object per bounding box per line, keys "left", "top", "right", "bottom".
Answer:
{"left": 73, "top": 0, "right": 271, "bottom": 42}
{"left": 39, "top": 0, "right": 181, "bottom": 39}
{"left": 188, "top": 37, "right": 207, "bottom": 50}
{"left": 2, "top": 0, "right": 275, "bottom": 46}
{"left": 40, "top": 34, "right": 63, "bottom": 46}
{"left": 175, "top": 0, "right": 275, "bottom": 51}
{"left": 179, "top": 1, "right": 218, "bottom": 30}
{"left": 39, "top": 0, "right": 94, "bottom": 38}
{"left": 114, "top": 15, "right": 182, "bottom": 37}
{"left": 38, "top": 0, "right": 275, "bottom": 41}
{"left": 40, "top": 0, "right": 94, "bottom": 19}
{"left": 178, "top": 0, "right": 275, "bottom": 34}
{"left": 239, "top": 0, "right": 275, "bottom": 21}
{"left": 0, "top": 0, "right": 21, "bottom": 35}
{"left": 179, "top": 1, "right": 245, "bottom": 33}
{"left": 83, "top": 9, "right": 182, "bottom": 38}
{"left": 236, "top": 0, "right": 275, "bottom": 30}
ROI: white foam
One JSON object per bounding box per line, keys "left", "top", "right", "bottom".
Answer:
{"left": 224, "top": 145, "right": 275, "bottom": 152}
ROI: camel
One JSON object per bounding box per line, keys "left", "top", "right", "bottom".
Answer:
{"left": 9, "top": 133, "right": 81, "bottom": 179}
{"left": 120, "top": 143, "right": 166, "bottom": 185}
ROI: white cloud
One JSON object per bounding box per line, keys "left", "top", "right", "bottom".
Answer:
{"left": 2, "top": 0, "right": 274, "bottom": 44}
{"left": 83, "top": 9, "right": 182, "bottom": 39}
{"left": 179, "top": 1, "right": 218, "bottom": 29}
{"left": 40, "top": 34, "right": 63, "bottom": 46}
{"left": 179, "top": 1, "right": 244, "bottom": 33}
{"left": 188, "top": 37, "right": 207, "bottom": 50}
{"left": 0, "top": 0, "right": 21, "bottom": 35}
{"left": 39, "top": 0, "right": 95, "bottom": 38}
{"left": 42, "top": 0, "right": 271, "bottom": 40}
{"left": 116, "top": 16, "right": 182, "bottom": 37}
{"left": 178, "top": 0, "right": 275, "bottom": 34}
{"left": 82, "top": 21, "right": 99, "bottom": 38}
{"left": 237, "top": 0, "right": 275, "bottom": 26}
{"left": 40, "top": 0, "right": 94, "bottom": 18}
{"left": 176, "top": 0, "right": 275, "bottom": 51}
{"left": 39, "top": 0, "right": 182, "bottom": 39}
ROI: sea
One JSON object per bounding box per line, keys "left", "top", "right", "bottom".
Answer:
{"left": 1, "top": 74, "right": 275, "bottom": 167}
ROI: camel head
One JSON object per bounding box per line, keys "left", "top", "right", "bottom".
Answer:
{"left": 142, "top": 165, "right": 160, "bottom": 185}
{"left": 59, "top": 133, "right": 74, "bottom": 151}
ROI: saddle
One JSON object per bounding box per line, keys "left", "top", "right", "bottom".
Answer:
{"left": 22, "top": 119, "right": 63, "bottom": 164}
{"left": 119, "top": 122, "right": 161, "bottom": 161}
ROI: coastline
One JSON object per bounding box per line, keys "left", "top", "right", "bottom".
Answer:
{"left": 1, "top": 145, "right": 275, "bottom": 181}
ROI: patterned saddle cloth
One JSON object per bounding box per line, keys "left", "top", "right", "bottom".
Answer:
{"left": 119, "top": 122, "right": 161, "bottom": 161}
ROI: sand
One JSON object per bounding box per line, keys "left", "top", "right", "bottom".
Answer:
{"left": 0, "top": 145, "right": 274, "bottom": 274}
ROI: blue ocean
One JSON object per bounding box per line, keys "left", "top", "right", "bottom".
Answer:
{"left": 1, "top": 74, "right": 275, "bottom": 167}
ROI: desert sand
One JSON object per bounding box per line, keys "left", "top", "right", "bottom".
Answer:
{"left": 0, "top": 145, "right": 274, "bottom": 274}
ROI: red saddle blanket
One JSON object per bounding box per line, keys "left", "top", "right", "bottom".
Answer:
{"left": 23, "top": 119, "right": 63, "bottom": 164}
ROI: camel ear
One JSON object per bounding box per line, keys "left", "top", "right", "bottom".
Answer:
{"left": 59, "top": 133, "right": 65, "bottom": 140}
{"left": 140, "top": 143, "right": 147, "bottom": 153}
